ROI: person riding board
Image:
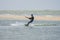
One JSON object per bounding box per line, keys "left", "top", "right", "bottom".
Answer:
{"left": 25, "top": 14, "right": 34, "bottom": 26}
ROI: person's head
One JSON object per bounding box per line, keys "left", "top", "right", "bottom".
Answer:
{"left": 31, "top": 14, "right": 33, "bottom": 16}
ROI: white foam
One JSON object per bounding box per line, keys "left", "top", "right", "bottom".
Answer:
{"left": 10, "top": 22, "right": 25, "bottom": 26}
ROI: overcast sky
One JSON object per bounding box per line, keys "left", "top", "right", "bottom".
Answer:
{"left": 0, "top": 0, "right": 60, "bottom": 10}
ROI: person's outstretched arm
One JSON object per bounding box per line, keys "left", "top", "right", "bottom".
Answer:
{"left": 25, "top": 16, "right": 29, "bottom": 18}
{"left": 25, "top": 16, "right": 31, "bottom": 19}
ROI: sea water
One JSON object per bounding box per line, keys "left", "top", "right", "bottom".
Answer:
{"left": 0, "top": 10, "right": 60, "bottom": 40}
{"left": 0, "top": 20, "right": 60, "bottom": 40}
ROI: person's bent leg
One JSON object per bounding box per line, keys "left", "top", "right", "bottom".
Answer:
{"left": 26, "top": 21, "right": 32, "bottom": 26}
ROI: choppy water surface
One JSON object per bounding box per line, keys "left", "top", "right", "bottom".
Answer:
{"left": 0, "top": 20, "right": 60, "bottom": 40}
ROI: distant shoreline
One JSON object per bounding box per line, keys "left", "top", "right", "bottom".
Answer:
{"left": 0, "top": 15, "right": 60, "bottom": 21}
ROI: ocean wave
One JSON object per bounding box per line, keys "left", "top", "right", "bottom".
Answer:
{"left": 10, "top": 23, "right": 59, "bottom": 26}
{"left": 34, "top": 24, "right": 59, "bottom": 26}
{"left": 10, "top": 22, "right": 25, "bottom": 26}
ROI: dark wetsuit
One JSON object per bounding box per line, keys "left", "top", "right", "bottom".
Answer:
{"left": 25, "top": 14, "right": 34, "bottom": 26}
